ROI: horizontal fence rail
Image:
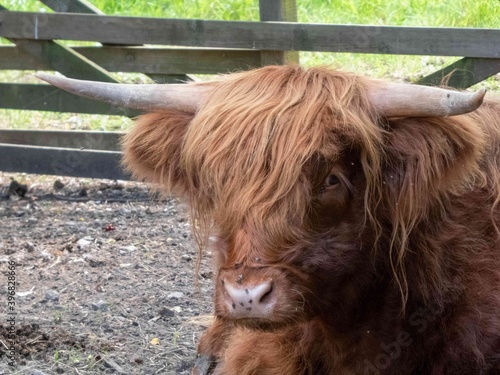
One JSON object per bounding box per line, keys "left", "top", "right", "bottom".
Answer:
{"left": 0, "top": 144, "right": 129, "bottom": 180}
{"left": 0, "top": 46, "right": 262, "bottom": 74}
{"left": 0, "top": 83, "right": 140, "bottom": 115}
{"left": 0, "top": 130, "right": 127, "bottom": 179}
{"left": 1, "top": 12, "right": 500, "bottom": 57}
{"left": 0, "top": 129, "right": 123, "bottom": 151}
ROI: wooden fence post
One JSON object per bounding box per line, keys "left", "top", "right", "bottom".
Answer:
{"left": 259, "top": 0, "right": 299, "bottom": 65}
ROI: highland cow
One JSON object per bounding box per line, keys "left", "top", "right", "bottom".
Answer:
{"left": 37, "top": 66, "right": 500, "bottom": 375}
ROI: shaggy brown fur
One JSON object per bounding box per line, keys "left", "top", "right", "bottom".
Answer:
{"left": 122, "top": 66, "right": 500, "bottom": 374}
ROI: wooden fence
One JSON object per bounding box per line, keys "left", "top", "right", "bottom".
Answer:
{"left": 1, "top": 0, "right": 499, "bottom": 180}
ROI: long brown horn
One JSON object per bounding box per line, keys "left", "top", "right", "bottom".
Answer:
{"left": 36, "top": 73, "right": 209, "bottom": 112}
{"left": 368, "top": 82, "right": 486, "bottom": 118}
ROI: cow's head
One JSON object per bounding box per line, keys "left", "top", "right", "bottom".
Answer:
{"left": 37, "top": 66, "right": 486, "bottom": 329}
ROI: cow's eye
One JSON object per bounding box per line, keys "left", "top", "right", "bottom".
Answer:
{"left": 317, "top": 174, "right": 342, "bottom": 195}
{"left": 325, "top": 174, "right": 340, "bottom": 187}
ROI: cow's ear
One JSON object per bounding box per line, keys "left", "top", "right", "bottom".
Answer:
{"left": 122, "top": 111, "right": 194, "bottom": 196}
{"left": 382, "top": 115, "right": 485, "bottom": 226}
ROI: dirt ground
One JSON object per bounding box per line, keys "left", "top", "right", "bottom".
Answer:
{"left": 0, "top": 172, "right": 215, "bottom": 374}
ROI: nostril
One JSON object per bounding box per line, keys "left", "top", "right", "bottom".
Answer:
{"left": 258, "top": 284, "right": 273, "bottom": 303}
{"left": 251, "top": 281, "right": 272, "bottom": 304}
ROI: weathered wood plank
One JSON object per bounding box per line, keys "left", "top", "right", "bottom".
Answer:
{"left": 0, "top": 46, "right": 45, "bottom": 70}
{"left": 40, "top": 0, "right": 104, "bottom": 15}
{"left": 0, "top": 83, "right": 141, "bottom": 116}
{"left": 42, "top": 0, "right": 189, "bottom": 84}
{"left": 0, "top": 46, "right": 261, "bottom": 74}
{"left": 418, "top": 58, "right": 500, "bottom": 89}
{"left": 41, "top": 1, "right": 192, "bottom": 82}
{"left": 0, "top": 144, "right": 129, "bottom": 180}
{"left": 259, "top": 0, "right": 299, "bottom": 65}
{"left": 69, "top": 47, "right": 260, "bottom": 74}
{"left": 0, "top": 129, "right": 124, "bottom": 151}
{"left": 12, "top": 40, "right": 119, "bottom": 82}
{"left": 1, "top": 12, "right": 500, "bottom": 57}
{"left": 0, "top": 6, "right": 118, "bottom": 82}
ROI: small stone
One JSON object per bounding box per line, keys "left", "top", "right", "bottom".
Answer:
{"left": 53, "top": 180, "right": 65, "bottom": 190}
{"left": 4, "top": 246, "right": 15, "bottom": 255}
{"left": 158, "top": 307, "right": 175, "bottom": 317}
{"left": 166, "top": 238, "right": 177, "bottom": 246}
{"left": 181, "top": 254, "right": 192, "bottom": 261}
{"left": 77, "top": 237, "right": 93, "bottom": 249}
{"left": 87, "top": 258, "right": 106, "bottom": 267}
{"left": 77, "top": 225, "right": 88, "bottom": 232}
{"left": 30, "top": 370, "right": 49, "bottom": 375}
{"left": 99, "top": 183, "right": 111, "bottom": 190}
{"left": 14, "top": 210, "right": 25, "bottom": 217}
{"left": 121, "top": 245, "right": 137, "bottom": 252}
{"left": 24, "top": 242, "right": 35, "bottom": 252}
{"left": 167, "top": 292, "right": 184, "bottom": 299}
{"left": 8, "top": 179, "right": 28, "bottom": 197}
{"left": 95, "top": 284, "right": 105, "bottom": 293}
{"left": 91, "top": 300, "right": 108, "bottom": 311}
{"left": 44, "top": 289, "right": 59, "bottom": 302}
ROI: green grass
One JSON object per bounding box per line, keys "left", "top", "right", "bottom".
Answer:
{"left": 15, "top": 0, "right": 498, "bottom": 27}
{"left": 301, "top": 0, "right": 498, "bottom": 28}
{"left": 1, "top": 0, "right": 499, "bottom": 130}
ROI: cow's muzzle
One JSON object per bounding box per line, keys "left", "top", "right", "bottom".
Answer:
{"left": 215, "top": 266, "right": 310, "bottom": 328}
{"left": 220, "top": 272, "right": 275, "bottom": 319}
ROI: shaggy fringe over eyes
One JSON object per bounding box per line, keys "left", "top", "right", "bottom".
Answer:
{"left": 180, "top": 66, "right": 385, "bottom": 253}
{"left": 122, "top": 66, "right": 500, "bottom": 310}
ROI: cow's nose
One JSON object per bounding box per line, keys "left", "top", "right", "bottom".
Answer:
{"left": 222, "top": 279, "right": 275, "bottom": 318}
